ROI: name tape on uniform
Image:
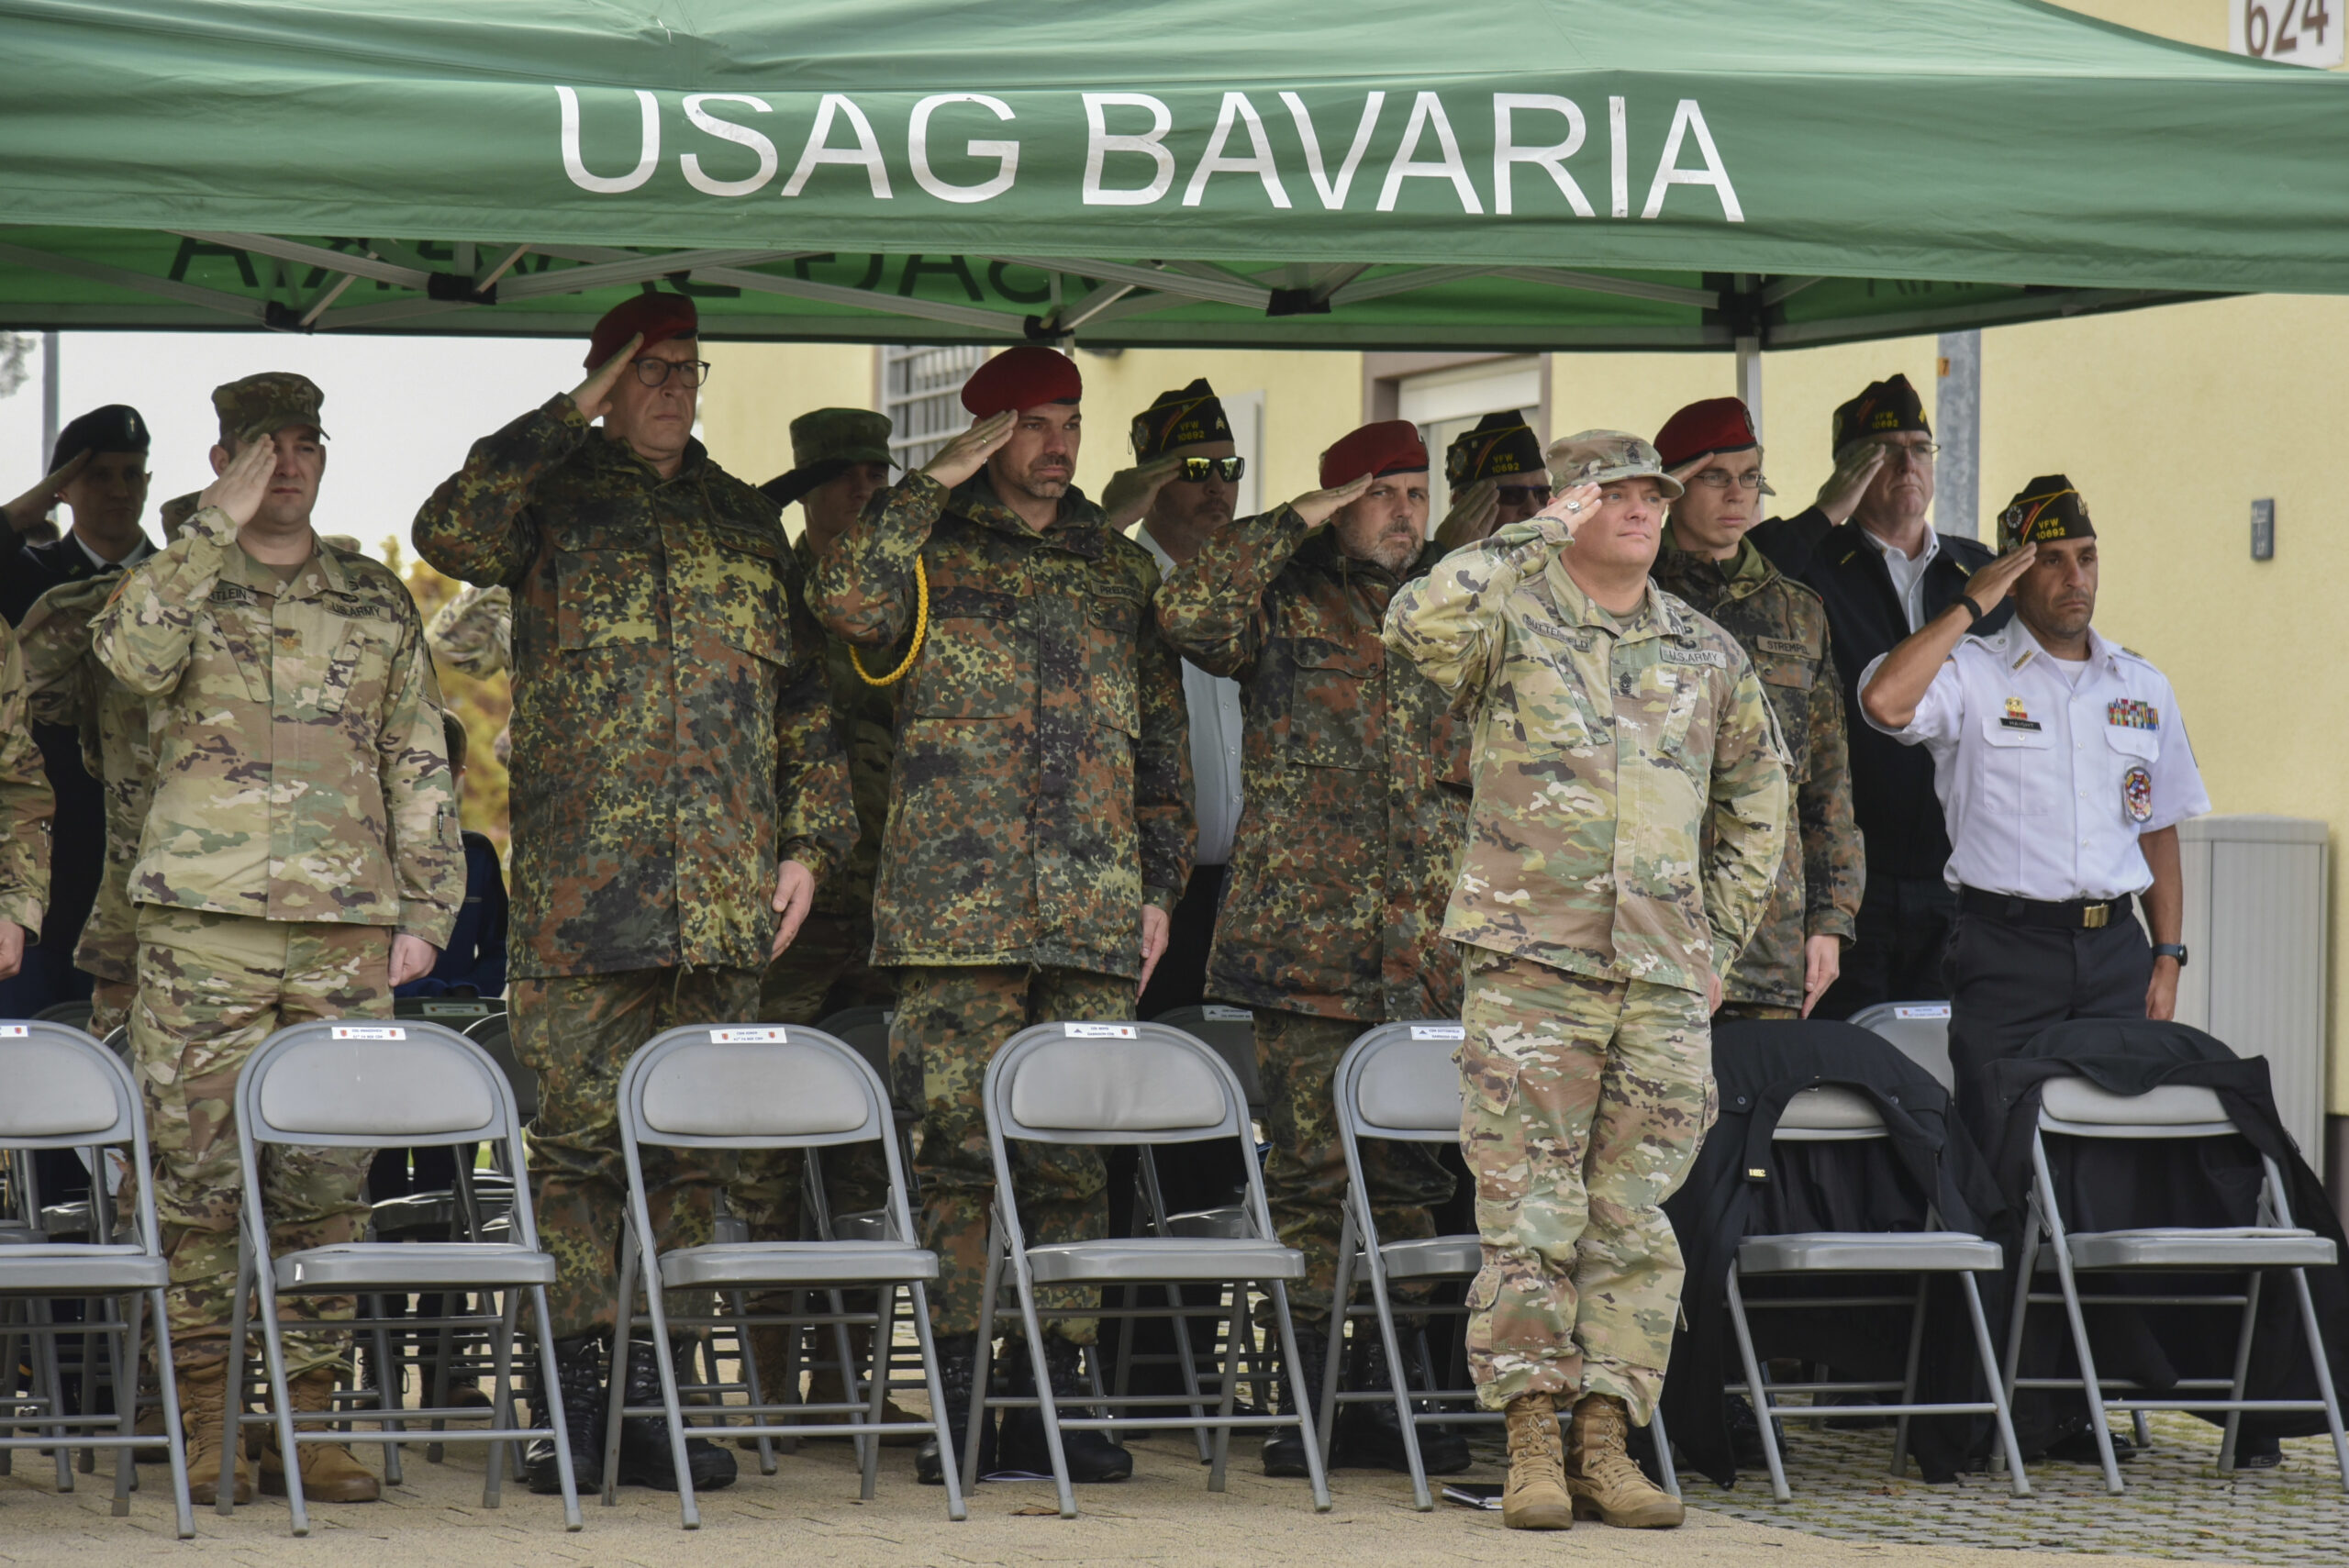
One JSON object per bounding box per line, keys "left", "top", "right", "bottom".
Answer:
{"left": 1411, "top": 1024, "right": 1466, "bottom": 1040}
{"left": 0, "top": 1025, "right": 26, "bottom": 1037}
{"left": 1892, "top": 1005, "right": 1951, "bottom": 1020}
{"left": 710, "top": 1028, "right": 788, "bottom": 1043}
{"left": 1064, "top": 1023, "right": 1138, "bottom": 1039}
{"left": 332, "top": 1026, "right": 406, "bottom": 1040}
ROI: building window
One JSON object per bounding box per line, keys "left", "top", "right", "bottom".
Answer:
{"left": 882, "top": 345, "right": 990, "bottom": 469}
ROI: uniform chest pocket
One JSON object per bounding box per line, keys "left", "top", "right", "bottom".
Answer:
{"left": 1086, "top": 594, "right": 1142, "bottom": 739}
{"left": 1284, "top": 638, "right": 1378, "bottom": 770}
{"left": 1627, "top": 661, "right": 1704, "bottom": 761}
{"left": 685, "top": 519, "right": 790, "bottom": 664}
{"left": 1756, "top": 656, "right": 1813, "bottom": 692}
{"left": 1976, "top": 715, "right": 2056, "bottom": 817}
{"left": 550, "top": 504, "right": 659, "bottom": 651}
{"left": 1501, "top": 641, "right": 1596, "bottom": 751}
{"left": 907, "top": 583, "right": 1026, "bottom": 720}
{"left": 2102, "top": 723, "right": 2161, "bottom": 821}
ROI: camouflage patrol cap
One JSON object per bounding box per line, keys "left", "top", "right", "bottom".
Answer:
{"left": 760, "top": 407, "right": 897, "bottom": 508}
{"left": 213, "top": 372, "right": 328, "bottom": 446}
{"left": 1545, "top": 430, "right": 1685, "bottom": 499}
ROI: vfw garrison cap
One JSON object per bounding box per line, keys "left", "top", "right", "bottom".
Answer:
{"left": 1130, "top": 379, "right": 1232, "bottom": 461}
{"left": 1319, "top": 420, "right": 1428, "bottom": 488}
{"left": 1546, "top": 430, "right": 1685, "bottom": 498}
{"left": 961, "top": 347, "right": 1082, "bottom": 417}
{"left": 1998, "top": 475, "right": 2095, "bottom": 550}
{"left": 1445, "top": 410, "right": 1546, "bottom": 487}
{"left": 1831, "top": 373, "right": 1932, "bottom": 453}
{"left": 50, "top": 405, "right": 150, "bottom": 473}
{"left": 213, "top": 373, "right": 328, "bottom": 446}
{"left": 762, "top": 408, "right": 897, "bottom": 508}
{"left": 586, "top": 292, "right": 698, "bottom": 369}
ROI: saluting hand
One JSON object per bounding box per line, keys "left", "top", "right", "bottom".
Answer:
{"left": 920, "top": 412, "right": 1017, "bottom": 490}
{"left": 1531, "top": 482, "right": 1602, "bottom": 542}
{"left": 1958, "top": 540, "right": 2038, "bottom": 615}
{"left": 1289, "top": 473, "right": 1372, "bottom": 531}
{"left": 1432, "top": 480, "right": 1500, "bottom": 552}
{"left": 1100, "top": 455, "right": 1185, "bottom": 529}
{"left": 1814, "top": 442, "right": 1888, "bottom": 526}
{"left": 568, "top": 332, "right": 642, "bottom": 424}
{"left": 2, "top": 449, "right": 92, "bottom": 533}
{"left": 197, "top": 436, "right": 276, "bottom": 529}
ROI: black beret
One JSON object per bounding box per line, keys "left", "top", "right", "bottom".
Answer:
{"left": 51, "top": 404, "right": 150, "bottom": 473}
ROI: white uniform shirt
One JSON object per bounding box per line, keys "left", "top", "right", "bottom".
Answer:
{"left": 1864, "top": 527, "right": 1940, "bottom": 633}
{"left": 1860, "top": 619, "right": 2210, "bottom": 900}
{"left": 1138, "top": 526, "right": 1245, "bottom": 867}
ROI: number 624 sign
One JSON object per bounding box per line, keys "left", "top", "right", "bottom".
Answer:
{"left": 2232, "top": 0, "right": 2345, "bottom": 68}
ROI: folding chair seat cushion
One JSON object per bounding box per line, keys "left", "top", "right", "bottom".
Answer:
{"left": 1024, "top": 1235, "right": 1304, "bottom": 1284}
{"left": 2065, "top": 1227, "right": 2334, "bottom": 1271}
{"left": 272, "top": 1240, "right": 557, "bottom": 1290}
{"left": 1738, "top": 1230, "right": 2001, "bottom": 1273}
{"left": 657, "top": 1239, "right": 939, "bottom": 1289}
{"left": 0, "top": 1241, "right": 168, "bottom": 1291}
{"left": 1377, "top": 1234, "right": 1481, "bottom": 1279}
{"left": 1163, "top": 1205, "right": 1252, "bottom": 1240}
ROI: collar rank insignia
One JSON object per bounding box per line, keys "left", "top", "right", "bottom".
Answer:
{"left": 2108, "top": 698, "right": 2159, "bottom": 731}
{"left": 1999, "top": 695, "right": 2041, "bottom": 732}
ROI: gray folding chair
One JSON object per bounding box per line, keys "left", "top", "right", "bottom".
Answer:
{"left": 0, "top": 1020, "right": 193, "bottom": 1537}
{"left": 974, "top": 1019, "right": 1329, "bottom": 1518}
{"left": 1848, "top": 1001, "right": 1954, "bottom": 1092}
{"left": 228, "top": 1018, "right": 578, "bottom": 1534}
{"left": 1327, "top": 1021, "right": 1679, "bottom": 1509}
{"left": 1149, "top": 1004, "right": 1264, "bottom": 1117}
{"left": 2003, "top": 1075, "right": 2349, "bottom": 1495}
{"left": 607, "top": 1023, "right": 963, "bottom": 1529}
{"left": 1726, "top": 1084, "right": 2027, "bottom": 1501}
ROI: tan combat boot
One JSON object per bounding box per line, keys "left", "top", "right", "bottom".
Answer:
{"left": 1564, "top": 1393, "right": 1683, "bottom": 1529}
{"left": 176, "top": 1360, "right": 254, "bottom": 1507}
{"left": 1500, "top": 1393, "right": 1573, "bottom": 1530}
{"left": 259, "top": 1369, "right": 381, "bottom": 1502}
{"left": 738, "top": 1323, "right": 796, "bottom": 1451}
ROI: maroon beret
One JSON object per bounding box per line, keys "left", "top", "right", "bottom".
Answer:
{"left": 961, "top": 346, "right": 1083, "bottom": 417}
{"left": 1653, "top": 396, "right": 1759, "bottom": 472}
{"left": 1319, "top": 420, "right": 1428, "bottom": 488}
{"left": 584, "top": 293, "right": 698, "bottom": 370}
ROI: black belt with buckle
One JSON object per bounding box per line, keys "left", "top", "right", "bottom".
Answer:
{"left": 1959, "top": 886, "right": 2135, "bottom": 931}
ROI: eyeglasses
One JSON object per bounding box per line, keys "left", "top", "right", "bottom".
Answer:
{"left": 1686, "top": 469, "right": 1768, "bottom": 493}
{"left": 1176, "top": 455, "right": 1245, "bottom": 483}
{"left": 632, "top": 357, "right": 714, "bottom": 389}
{"left": 1880, "top": 441, "right": 1940, "bottom": 466}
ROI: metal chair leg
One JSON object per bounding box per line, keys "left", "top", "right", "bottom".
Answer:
{"left": 1725, "top": 1270, "right": 1791, "bottom": 1502}
{"left": 907, "top": 1281, "right": 966, "bottom": 1521}
{"left": 1960, "top": 1273, "right": 2030, "bottom": 1498}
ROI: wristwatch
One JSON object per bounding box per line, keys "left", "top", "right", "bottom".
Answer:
{"left": 2152, "top": 943, "right": 2189, "bottom": 967}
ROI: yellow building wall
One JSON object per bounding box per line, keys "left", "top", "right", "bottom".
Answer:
{"left": 697, "top": 341, "right": 875, "bottom": 509}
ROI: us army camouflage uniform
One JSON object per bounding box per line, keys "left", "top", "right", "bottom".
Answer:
{"left": 0, "top": 618, "right": 55, "bottom": 940}
{"left": 18, "top": 576, "right": 155, "bottom": 1038}
{"left": 413, "top": 396, "right": 853, "bottom": 1338}
{"left": 425, "top": 582, "right": 513, "bottom": 764}
{"left": 1383, "top": 516, "right": 1788, "bottom": 1420}
{"left": 1652, "top": 538, "right": 1862, "bottom": 1017}
{"left": 1156, "top": 507, "right": 1466, "bottom": 1327}
{"left": 735, "top": 533, "right": 904, "bottom": 1252}
{"left": 94, "top": 479, "right": 462, "bottom": 1371}
{"left": 811, "top": 469, "right": 1194, "bottom": 1341}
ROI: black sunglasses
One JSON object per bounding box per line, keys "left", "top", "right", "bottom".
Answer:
{"left": 1175, "top": 455, "right": 1245, "bottom": 483}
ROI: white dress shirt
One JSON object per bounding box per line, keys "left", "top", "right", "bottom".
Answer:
{"left": 1138, "top": 526, "right": 1245, "bottom": 867}
{"left": 1863, "top": 527, "right": 1940, "bottom": 633}
{"left": 1861, "top": 619, "right": 2210, "bottom": 901}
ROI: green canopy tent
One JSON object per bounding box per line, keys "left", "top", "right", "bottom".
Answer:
{"left": 2, "top": 0, "right": 2345, "bottom": 353}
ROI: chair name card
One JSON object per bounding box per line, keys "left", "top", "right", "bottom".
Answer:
{"left": 0, "top": 1025, "right": 25, "bottom": 1037}
{"left": 710, "top": 1028, "right": 788, "bottom": 1042}
{"left": 1411, "top": 1025, "right": 1466, "bottom": 1040}
{"left": 332, "top": 1026, "right": 406, "bottom": 1040}
{"left": 1892, "top": 1005, "right": 1951, "bottom": 1019}
{"left": 1064, "top": 1023, "right": 1137, "bottom": 1039}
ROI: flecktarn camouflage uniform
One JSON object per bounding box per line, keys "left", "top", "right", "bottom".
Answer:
{"left": 1156, "top": 506, "right": 1466, "bottom": 1328}
{"left": 1383, "top": 515, "right": 1787, "bottom": 1419}
{"left": 413, "top": 394, "right": 852, "bottom": 1339}
{"left": 1652, "top": 538, "right": 1861, "bottom": 1017}
{"left": 811, "top": 468, "right": 1193, "bottom": 1342}
{"left": 18, "top": 575, "right": 155, "bottom": 1037}
{"left": 95, "top": 381, "right": 462, "bottom": 1371}
{"left": 0, "top": 618, "right": 55, "bottom": 942}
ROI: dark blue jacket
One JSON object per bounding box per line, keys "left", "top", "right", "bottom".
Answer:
{"left": 395, "top": 829, "right": 507, "bottom": 998}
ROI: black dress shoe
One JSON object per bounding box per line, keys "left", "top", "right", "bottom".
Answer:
{"left": 524, "top": 1333, "right": 605, "bottom": 1496}
{"left": 613, "top": 1337, "right": 737, "bottom": 1492}
{"left": 917, "top": 1332, "right": 994, "bottom": 1485}
{"left": 2043, "top": 1420, "right": 2136, "bottom": 1464}
{"left": 2233, "top": 1431, "right": 2284, "bottom": 1469}
{"left": 996, "top": 1336, "right": 1132, "bottom": 1483}
{"left": 1330, "top": 1332, "right": 1471, "bottom": 1475}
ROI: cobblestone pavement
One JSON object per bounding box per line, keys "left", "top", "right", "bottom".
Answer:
{"left": 1675, "top": 1412, "right": 2347, "bottom": 1565}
